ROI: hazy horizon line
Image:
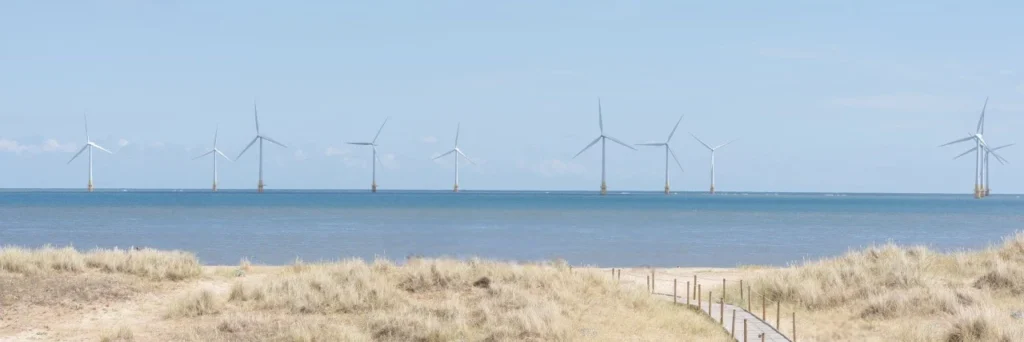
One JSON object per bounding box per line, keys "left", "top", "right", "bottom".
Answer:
{"left": 0, "top": 188, "right": 1018, "bottom": 196}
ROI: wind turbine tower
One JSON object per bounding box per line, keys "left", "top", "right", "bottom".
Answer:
{"left": 572, "top": 99, "right": 636, "bottom": 195}
{"left": 691, "top": 134, "right": 736, "bottom": 194}
{"left": 236, "top": 103, "right": 287, "bottom": 193}
{"left": 940, "top": 98, "right": 1006, "bottom": 199}
{"left": 68, "top": 115, "right": 114, "bottom": 192}
{"left": 433, "top": 123, "right": 475, "bottom": 192}
{"left": 193, "top": 126, "right": 232, "bottom": 192}
{"left": 348, "top": 117, "right": 390, "bottom": 193}
{"left": 638, "top": 115, "right": 685, "bottom": 194}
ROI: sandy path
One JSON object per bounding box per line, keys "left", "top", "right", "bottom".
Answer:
{"left": 0, "top": 270, "right": 244, "bottom": 342}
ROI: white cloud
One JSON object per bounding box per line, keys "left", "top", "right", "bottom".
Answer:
{"left": 422, "top": 136, "right": 438, "bottom": 144}
{"left": 118, "top": 139, "right": 130, "bottom": 147}
{"left": 380, "top": 153, "right": 399, "bottom": 169}
{"left": 325, "top": 146, "right": 350, "bottom": 157}
{"left": 0, "top": 138, "right": 79, "bottom": 154}
{"left": 41, "top": 139, "right": 77, "bottom": 153}
{"left": 294, "top": 149, "right": 308, "bottom": 161}
{"left": 0, "top": 139, "right": 29, "bottom": 154}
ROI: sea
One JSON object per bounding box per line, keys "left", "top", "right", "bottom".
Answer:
{"left": 1, "top": 190, "right": 1021, "bottom": 267}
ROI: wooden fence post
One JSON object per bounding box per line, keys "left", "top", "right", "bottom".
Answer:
{"left": 776, "top": 301, "right": 780, "bottom": 328}
{"left": 617, "top": 269, "right": 620, "bottom": 280}
{"left": 719, "top": 297, "right": 724, "bottom": 324}
{"left": 646, "top": 275, "right": 650, "bottom": 293}
{"left": 693, "top": 275, "right": 697, "bottom": 299}
{"left": 698, "top": 284, "right": 702, "bottom": 309}
{"left": 673, "top": 279, "right": 677, "bottom": 304}
{"left": 651, "top": 269, "right": 655, "bottom": 293}
{"left": 722, "top": 278, "right": 726, "bottom": 301}
{"left": 793, "top": 311, "right": 797, "bottom": 342}
{"left": 743, "top": 319, "right": 748, "bottom": 342}
{"left": 708, "top": 291, "right": 712, "bottom": 315}
{"left": 731, "top": 309, "right": 736, "bottom": 338}
{"left": 762, "top": 295, "right": 766, "bottom": 321}
{"left": 611, "top": 268, "right": 614, "bottom": 279}
{"left": 686, "top": 281, "right": 691, "bottom": 305}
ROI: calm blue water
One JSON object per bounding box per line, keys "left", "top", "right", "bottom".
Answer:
{"left": 1, "top": 190, "right": 1022, "bottom": 267}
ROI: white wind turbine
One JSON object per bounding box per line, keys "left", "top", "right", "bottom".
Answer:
{"left": 433, "top": 123, "right": 474, "bottom": 192}
{"left": 192, "top": 126, "right": 232, "bottom": 192}
{"left": 954, "top": 143, "right": 1012, "bottom": 197}
{"left": 572, "top": 99, "right": 636, "bottom": 195}
{"left": 690, "top": 134, "right": 736, "bottom": 194}
{"left": 983, "top": 144, "right": 1013, "bottom": 197}
{"left": 940, "top": 98, "right": 1006, "bottom": 198}
{"left": 236, "top": 103, "right": 287, "bottom": 193}
{"left": 67, "top": 115, "right": 113, "bottom": 192}
{"left": 637, "top": 115, "right": 685, "bottom": 194}
{"left": 348, "top": 117, "right": 389, "bottom": 193}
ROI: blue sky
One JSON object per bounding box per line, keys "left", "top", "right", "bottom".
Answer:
{"left": 1, "top": 1, "right": 1023, "bottom": 193}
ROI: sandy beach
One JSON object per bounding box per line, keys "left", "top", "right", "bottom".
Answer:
{"left": 0, "top": 250, "right": 730, "bottom": 342}
{"left": 6, "top": 232, "right": 1024, "bottom": 341}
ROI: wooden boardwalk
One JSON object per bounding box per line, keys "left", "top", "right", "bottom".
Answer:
{"left": 653, "top": 292, "right": 791, "bottom": 342}
{"left": 611, "top": 270, "right": 793, "bottom": 342}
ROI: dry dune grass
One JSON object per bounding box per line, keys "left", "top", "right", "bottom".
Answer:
{"left": 743, "top": 232, "right": 1024, "bottom": 342}
{"left": 173, "top": 258, "right": 731, "bottom": 342}
{"left": 0, "top": 245, "right": 201, "bottom": 311}
{"left": 0, "top": 245, "right": 201, "bottom": 280}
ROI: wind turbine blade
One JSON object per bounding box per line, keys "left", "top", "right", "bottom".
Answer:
{"left": 605, "top": 135, "right": 637, "bottom": 151}
{"left": 262, "top": 136, "right": 287, "bottom": 148}
{"left": 89, "top": 142, "right": 113, "bottom": 154}
{"left": 347, "top": 142, "right": 373, "bottom": 146}
{"left": 433, "top": 149, "right": 456, "bottom": 160}
{"left": 636, "top": 143, "right": 666, "bottom": 146}
{"left": 193, "top": 150, "right": 215, "bottom": 160}
{"left": 669, "top": 146, "right": 684, "bottom": 173}
{"left": 454, "top": 123, "right": 460, "bottom": 147}
{"left": 598, "top": 98, "right": 604, "bottom": 134}
{"left": 939, "top": 135, "right": 975, "bottom": 147}
{"left": 667, "top": 115, "right": 683, "bottom": 142}
{"left": 254, "top": 101, "right": 260, "bottom": 134}
{"left": 372, "top": 117, "right": 389, "bottom": 144}
{"left": 67, "top": 145, "right": 88, "bottom": 164}
{"left": 977, "top": 97, "right": 988, "bottom": 134}
{"left": 214, "top": 126, "right": 219, "bottom": 147}
{"left": 991, "top": 151, "right": 1008, "bottom": 165}
{"left": 236, "top": 137, "right": 259, "bottom": 159}
{"left": 984, "top": 145, "right": 1008, "bottom": 165}
{"left": 690, "top": 133, "right": 712, "bottom": 150}
{"left": 992, "top": 143, "right": 1015, "bottom": 151}
{"left": 952, "top": 146, "right": 977, "bottom": 160}
{"left": 715, "top": 139, "right": 738, "bottom": 150}
{"left": 573, "top": 136, "right": 602, "bottom": 159}
{"left": 373, "top": 146, "right": 384, "bottom": 168}
{"left": 457, "top": 149, "right": 475, "bottom": 165}
{"left": 216, "top": 149, "right": 233, "bottom": 161}
{"left": 84, "top": 114, "right": 90, "bottom": 141}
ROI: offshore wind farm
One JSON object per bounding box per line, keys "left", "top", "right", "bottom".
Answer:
{"left": 48, "top": 95, "right": 1017, "bottom": 198}
{"left": 6, "top": 2, "right": 1024, "bottom": 342}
